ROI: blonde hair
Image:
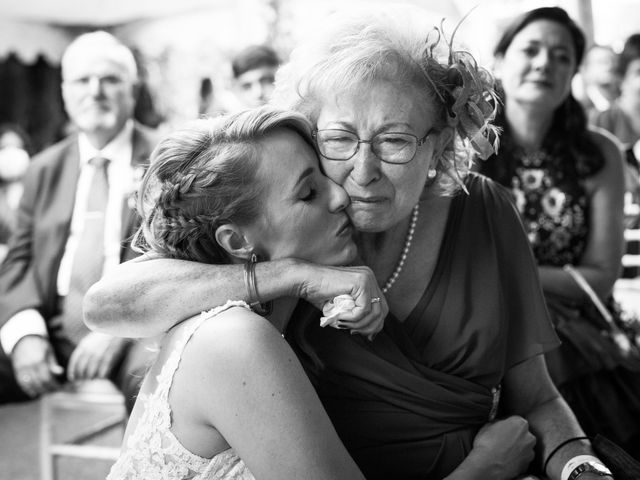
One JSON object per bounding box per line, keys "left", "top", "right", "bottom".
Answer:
{"left": 135, "top": 106, "right": 315, "bottom": 264}
{"left": 272, "top": 5, "right": 498, "bottom": 195}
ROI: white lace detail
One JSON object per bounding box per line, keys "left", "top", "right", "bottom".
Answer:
{"left": 107, "top": 300, "right": 255, "bottom": 479}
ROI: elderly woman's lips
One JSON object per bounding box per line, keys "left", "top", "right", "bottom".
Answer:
{"left": 350, "top": 196, "right": 387, "bottom": 203}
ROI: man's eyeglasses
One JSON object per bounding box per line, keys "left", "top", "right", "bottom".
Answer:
{"left": 313, "top": 129, "right": 432, "bottom": 164}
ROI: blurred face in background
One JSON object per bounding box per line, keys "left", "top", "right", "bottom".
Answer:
{"left": 495, "top": 19, "right": 577, "bottom": 112}
{"left": 583, "top": 46, "right": 619, "bottom": 98}
{"left": 234, "top": 65, "right": 278, "bottom": 108}
{"left": 620, "top": 58, "right": 640, "bottom": 102}
{"left": 62, "top": 41, "right": 137, "bottom": 144}
{"left": 0, "top": 129, "right": 30, "bottom": 182}
{"left": 0, "top": 130, "right": 25, "bottom": 150}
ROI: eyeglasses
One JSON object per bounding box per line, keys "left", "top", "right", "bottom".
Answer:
{"left": 313, "top": 129, "right": 431, "bottom": 164}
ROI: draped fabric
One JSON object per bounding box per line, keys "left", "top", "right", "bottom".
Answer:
{"left": 288, "top": 174, "right": 560, "bottom": 480}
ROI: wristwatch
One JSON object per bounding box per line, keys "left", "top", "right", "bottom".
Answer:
{"left": 568, "top": 461, "right": 612, "bottom": 479}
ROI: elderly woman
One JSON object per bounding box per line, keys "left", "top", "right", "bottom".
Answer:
{"left": 479, "top": 6, "right": 640, "bottom": 461}
{"left": 86, "top": 6, "right": 612, "bottom": 480}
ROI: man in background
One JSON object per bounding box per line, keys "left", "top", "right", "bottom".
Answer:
{"left": 231, "top": 44, "right": 281, "bottom": 109}
{"left": 0, "top": 31, "right": 157, "bottom": 411}
{"left": 578, "top": 44, "right": 621, "bottom": 119}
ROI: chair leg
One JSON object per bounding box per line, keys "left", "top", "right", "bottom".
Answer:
{"left": 39, "top": 396, "right": 55, "bottom": 480}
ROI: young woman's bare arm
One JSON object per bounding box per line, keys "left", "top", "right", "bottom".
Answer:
{"left": 181, "top": 309, "right": 366, "bottom": 480}
{"left": 84, "top": 254, "right": 386, "bottom": 338}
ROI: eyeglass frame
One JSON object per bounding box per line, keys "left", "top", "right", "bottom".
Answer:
{"left": 312, "top": 128, "right": 433, "bottom": 165}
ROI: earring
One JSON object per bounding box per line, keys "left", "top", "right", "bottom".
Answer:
{"left": 427, "top": 168, "right": 437, "bottom": 179}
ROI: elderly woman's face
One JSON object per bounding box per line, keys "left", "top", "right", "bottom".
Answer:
{"left": 495, "top": 19, "right": 576, "bottom": 112}
{"left": 315, "top": 81, "right": 437, "bottom": 232}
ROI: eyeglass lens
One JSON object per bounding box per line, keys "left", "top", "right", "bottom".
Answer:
{"left": 316, "top": 130, "right": 418, "bottom": 163}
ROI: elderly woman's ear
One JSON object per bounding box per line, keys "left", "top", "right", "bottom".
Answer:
{"left": 430, "top": 127, "right": 455, "bottom": 167}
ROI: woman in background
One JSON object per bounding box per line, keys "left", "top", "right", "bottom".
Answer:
{"left": 479, "top": 6, "right": 640, "bottom": 459}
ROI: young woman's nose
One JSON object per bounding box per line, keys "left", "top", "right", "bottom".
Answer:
{"left": 327, "top": 179, "right": 350, "bottom": 213}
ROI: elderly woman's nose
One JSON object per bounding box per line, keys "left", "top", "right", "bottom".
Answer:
{"left": 350, "top": 145, "right": 380, "bottom": 185}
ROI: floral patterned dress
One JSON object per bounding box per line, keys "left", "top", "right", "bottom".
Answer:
{"left": 497, "top": 149, "right": 640, "bottom": 454}
{"left": 509, "top": 150, "right": 589, "bottom": 267}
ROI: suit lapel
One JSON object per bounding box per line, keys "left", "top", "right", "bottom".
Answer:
{"left": 56, "top": 139, "right": 82, "bottom": 226}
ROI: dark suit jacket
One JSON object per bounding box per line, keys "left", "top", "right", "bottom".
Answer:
{"left": 0, "top": 123, "right": 158, "bottom": 331}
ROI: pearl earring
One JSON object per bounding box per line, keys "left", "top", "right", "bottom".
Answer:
{"left": 427, "top": 168, "right": 437, "bottom": 179}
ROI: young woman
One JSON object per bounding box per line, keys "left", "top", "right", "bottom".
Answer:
{"left": 107, "top": 107, "right": 368, "bottom": 479}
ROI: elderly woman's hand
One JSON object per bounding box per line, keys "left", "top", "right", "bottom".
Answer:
{"left": 470, "top": 416, "right": 537, "bottom": 479}
{"left": 296, "top": 264, "right": 387, "bottom": 340}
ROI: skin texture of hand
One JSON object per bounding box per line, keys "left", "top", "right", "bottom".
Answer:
{"left": 11, "top": 335, "right": 64, "bottom": 397}
{"left": 297, "top": 264, "right": 387, "bottom": 339}
{"left": 465, "top": 416, "right": 536, "bottom": 479}
{"left": 67, "top": 332, "right": 130, "bottom": 382}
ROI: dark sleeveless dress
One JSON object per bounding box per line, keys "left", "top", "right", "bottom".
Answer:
{"left": 287, "top": 174, "right": 560, "bottom": 479}
{"left": 486, "top": 149, "right": 640, "bottom": 456}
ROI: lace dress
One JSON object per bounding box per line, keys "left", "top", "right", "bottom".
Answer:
{"left": 500, "top": 150, "right": 640, "bottom": 455}
{"left": 107, "top": 301, "right": 255, "bottom": 480}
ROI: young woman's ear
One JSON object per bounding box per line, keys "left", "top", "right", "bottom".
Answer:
{"left": 215, "top": 224, "right": 253, "bottom": 261}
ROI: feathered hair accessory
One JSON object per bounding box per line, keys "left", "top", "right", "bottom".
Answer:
{"left": 421, "top": 15, "right": 500, "bottom": 161}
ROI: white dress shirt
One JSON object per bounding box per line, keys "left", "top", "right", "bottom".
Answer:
{"left": 1, "top": 121, "right": 136, "bottom": 355}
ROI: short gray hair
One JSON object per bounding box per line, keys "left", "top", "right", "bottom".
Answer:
{"left": 62, "top": 31, "right": 138, "bottom": 81}
{"left": 272, "top": 5, "right": 499, "bottom": 196}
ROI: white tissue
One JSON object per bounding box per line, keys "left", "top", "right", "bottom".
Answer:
{"left": 320, "top": 294, "right": 356, "bottom": 328}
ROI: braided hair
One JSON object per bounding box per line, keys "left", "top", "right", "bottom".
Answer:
{"left": 134, "top": 106, "right": 315, "bottom": 264}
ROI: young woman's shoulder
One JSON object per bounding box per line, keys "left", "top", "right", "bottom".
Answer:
{"left": 188, "top": 305, "right": 286, "bottom": 364}
{"left": 175, "top": 305, "right": 297, "bottom": 417}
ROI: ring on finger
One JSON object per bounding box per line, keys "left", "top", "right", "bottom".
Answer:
{"left": 370, "top": 297, "right": 381, "bottom": 304}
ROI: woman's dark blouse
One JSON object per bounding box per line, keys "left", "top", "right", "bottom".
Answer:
{"left": 287, "top": 174, "right": 560, "bottom": 480}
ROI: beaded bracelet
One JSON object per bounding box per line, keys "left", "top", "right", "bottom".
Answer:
{"left": 543, "top": 436, "right": 590, "bottom": 476}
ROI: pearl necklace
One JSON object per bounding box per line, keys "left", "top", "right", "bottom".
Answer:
{"left": 381, "top": 204, "right": 420, "bottom": 294}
